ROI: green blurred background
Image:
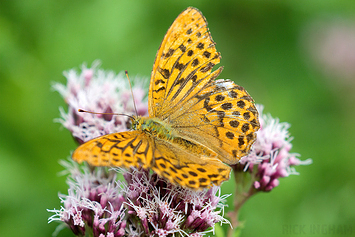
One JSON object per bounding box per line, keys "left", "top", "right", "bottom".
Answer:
{"left": 1, "top": 0, "right": 354, "bottom": 236}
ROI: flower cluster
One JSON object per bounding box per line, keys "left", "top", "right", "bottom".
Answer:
{"left": 235, "top": 104, "right": 312, "bottom": 192}
{"left": 49, "top": 63, "right": 230, "bottom": 237}
{"left": 50, "top": 62, "right": 312, "bottom": 237}
{"left": 48, "top": 161, "right": 230, "bottom": 237}
{"left": 48, "top": 161, "right": 127, "bottom": 236}
{"left": 123, "top": 168, "right": 230, "bottom": 236}
{"left": 52, "top": 61, "right": 148, "bottom": 144}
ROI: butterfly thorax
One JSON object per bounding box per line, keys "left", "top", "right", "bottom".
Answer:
{"left": 132, "top": 117, "right": 175, "bottom": 140}
{"left": 132, "top": 116, "right": 216, "bottom": 157}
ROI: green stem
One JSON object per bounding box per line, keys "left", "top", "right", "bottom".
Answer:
{"left": 227, "top": 167, "right": 258, "bottom": 237}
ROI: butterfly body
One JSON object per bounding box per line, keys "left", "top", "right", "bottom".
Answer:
{"left": 72, "top": 7, "right": 260, "bottom": 189}
{"left": 132, "top": 116, "right": 216, "bottom": 160}
{"left": 132, "top": 116, "right": 175, "bottom": 141}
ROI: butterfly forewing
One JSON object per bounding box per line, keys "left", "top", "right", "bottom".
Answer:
{"left": 150, "top": 7, "right": 221, "bottom": 119}
{"left": 149, "top": 7, "right": 259, "bottom": 164}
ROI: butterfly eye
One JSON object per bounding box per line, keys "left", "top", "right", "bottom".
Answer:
{"left": 126, "top": 119, "right": 133, "bottom": 129}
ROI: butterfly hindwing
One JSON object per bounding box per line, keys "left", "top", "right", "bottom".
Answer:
{"left": 169, "top": 79, "right": 260, "bottom": 164}
{"left": 151, "top": 137, "right": 231, "bottom": 189}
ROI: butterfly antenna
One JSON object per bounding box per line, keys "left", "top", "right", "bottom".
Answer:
{"left": 78, "top": 109, "right": 135, "bottom": 121}
{"left": 125, "top": 70, "right": 138, "bottom": 117}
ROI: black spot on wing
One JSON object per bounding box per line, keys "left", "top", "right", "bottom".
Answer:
{"left": 154, "top": 86, "right": 165, "bottom": 93}
{"left": 203, "top": 51, "right": 211, "bottom": 58}
{"left": 159, "top": 68, "right": 170, "bottom": 79}
{"left": 229, "top": 90, "right": 238, "bottom": 98}
{"left": 229, "top": 120, "right": 239, "bottom": 128}
{"left": 241, "top": 123, "right": 250, "bottom": 133}
{"left": 226, "top": 131, "right": 234, "bottom": 139}
{"left": 243, "top": 112, "right": 251, "bottom": 120}
{"left": 237, "top": 100, "right": 246, "bottom": 109}
{"left": 238, "top": 135, "right": 245, "bottom": 147}
{"left": 215, "top": 94, "right": 225, "bottom": 102}
{"left": 175, "top": 62, "right": 185, "bottom": 71}
{"left": 200, "top": 62, "right": 215, "bottom": 73}
{"left": 164, "top": 48, "right": 174, "bottom": 58}
{"left": 192, "top": 59, "right": 199, "bottom": 67}
{"left": 179, "top": 44, "right": 186, "bottom": 52}
{"left": 246, "top": 133, "right": 255, "bottom": 142}
{"left": 197, "top": 42, "right": 204, "bottom": 50}
{"left": 221, "top": 103, "right": 232, "bottom": 110}
{"left": 155, "top": 79, "right": 165, "bottom": 85}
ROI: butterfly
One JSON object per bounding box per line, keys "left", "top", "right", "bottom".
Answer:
{"left": 72, "top": 7, "right": 260, "bottom": 189}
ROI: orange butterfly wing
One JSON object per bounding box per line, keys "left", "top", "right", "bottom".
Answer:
{"left": 73, "top": 131, "right": 154, "bottom": 169}
{"left": 149, "top": 7, "right": 222, "bottom": 119}
{"left": 72, "top": 129, "right": 230, "bottom": 189}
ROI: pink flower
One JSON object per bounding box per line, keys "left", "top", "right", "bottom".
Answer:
{"left": 48, "top": 161, "right": 229, "bottom": 236}
{"left": 52, "top": 61, "right": 148, "bottom": 144}
{"left": 47, "top": 160, "right": 127, "bottom": 237}
{"left": 122, "top": 168, "right": 230, "bottom": 236}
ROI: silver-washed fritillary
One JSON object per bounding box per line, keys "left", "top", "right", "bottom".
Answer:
{"left": 72, "top": 7, "right": 260, "bottom": 189}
